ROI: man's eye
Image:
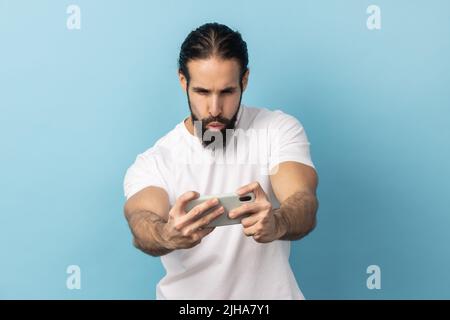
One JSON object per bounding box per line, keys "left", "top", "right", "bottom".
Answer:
{"left": 222, "top": 90, "right": 234, "bottom": 95}
{"left": 198, "top": 91, "right": 209, "bottom": 95}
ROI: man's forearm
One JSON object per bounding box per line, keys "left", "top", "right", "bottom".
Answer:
{"left": 274, "top": 191, "right": 319, "bottom": 241}
{"left": 125, "top": 210, "right": 173, "bottom": 257}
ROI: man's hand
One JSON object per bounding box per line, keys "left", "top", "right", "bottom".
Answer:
{"left": 228, "top": 182, "right": 286, "bottom": 243}
{"left": 162, "top": 191, "right": 224, "bottom": 250}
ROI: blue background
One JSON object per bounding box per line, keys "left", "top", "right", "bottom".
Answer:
{"left": 1, "top": 0, "right": 449, "bottom": 299}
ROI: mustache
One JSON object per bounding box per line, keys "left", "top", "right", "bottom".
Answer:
{"left": 202, "top": 116, "right": 231, "bottom": 126}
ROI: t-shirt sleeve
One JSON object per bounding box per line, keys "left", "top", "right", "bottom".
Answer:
{"left": 123, "top": 148, "right": 170, "bottom": 201}
{"left": 268, "top": 111, "right": 315, "bottom": 173}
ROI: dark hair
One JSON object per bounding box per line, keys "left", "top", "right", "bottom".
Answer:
{"left": 178, "top": 22, "right": 249, "bottom": 84}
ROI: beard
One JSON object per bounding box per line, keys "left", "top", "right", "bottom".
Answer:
{"left": 186, "top": 89, "right": 242, "bottom": 150}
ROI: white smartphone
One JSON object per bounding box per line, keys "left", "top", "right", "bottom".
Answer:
{"left": 185, "top": 192, "right": 256, "bottom": 227}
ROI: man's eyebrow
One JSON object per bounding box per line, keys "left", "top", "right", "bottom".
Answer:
{"left": 221, "top": 86, "right": 237, "bottom": 92}
{"left": 192, "top": 87, "right": 211, "bottom": 92}
{"left": 191, "top": 86, "right": 238, "bottom": 93}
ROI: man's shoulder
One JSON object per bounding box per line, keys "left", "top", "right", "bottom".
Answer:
{"left": 139, "top": 122, "right": 185, "bottom": 159}
{"left": 244, "top": 105, "right": 301, "bottom": 128}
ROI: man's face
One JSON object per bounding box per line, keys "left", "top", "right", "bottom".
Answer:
{"left": 179, "top": 57, "right": 249, "bottom": 148}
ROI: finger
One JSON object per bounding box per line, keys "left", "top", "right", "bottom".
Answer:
{"left": 186, "top": 205, "right": 224, "bottom": 234}
{"left": 240, "top": 215, "right": 259, "bottom": 228}
{"left": 196, "top": 226, "right": 215, "bottom": 239}
{"left": 236, "top": 181, "right": 265, "bottom": 198}
{"left": 174, "top": 191, "right": 200, "bottom": 215}
{"left": 228, "top": 202, "right": 263, "bottom": 219}
{"left": 176, "top": 197, "right": 220, "bottom": 232}
{"left": 180, "top": 197, "right": 220, "bottom": 227}
{"left": 188, "top": 227, "right": 216, "bottom": 247}
{"left": 243, "top": 224, "right": 258, "bottom": 237}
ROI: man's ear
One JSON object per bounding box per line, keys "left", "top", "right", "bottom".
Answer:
{"left": 178, "top": 70, "right": 188, "bottom": 92}
{"left": 241, "top": 69, "right": 250, "bottom": 91}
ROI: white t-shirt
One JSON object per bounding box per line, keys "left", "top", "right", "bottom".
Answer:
{"left": 123, "top": 105, "right": 315, "bottom": 300}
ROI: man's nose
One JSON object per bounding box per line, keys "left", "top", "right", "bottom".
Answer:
{"left": 208, "top": 95, "right": 222, "bottom": 117}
